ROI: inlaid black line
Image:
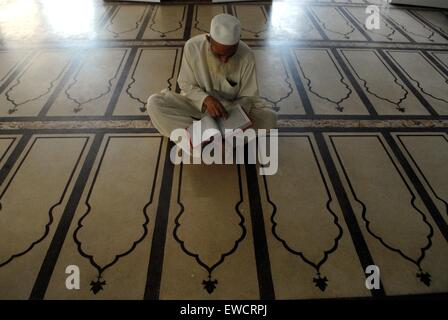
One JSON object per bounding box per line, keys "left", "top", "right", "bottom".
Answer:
{"left": 388, "top": 11, "right": 440, "bottom": 43}
{"left": 183, "top": 4, "right": 194, "bottom": 41}
{"left": 337, "top": 7, "right": 373, "bottom": 41}
{"left": 263, "top": 3, "right": 271, "bottom": 18}
{"left": 395, "top": 133, "right": 448, "bottom": 221}
{"left": 0, "top": 128, "right": 160, "bottom": 136}
{"left": 192, "top": 4, "right": 201, "bottom": 33}
{"left": 343, "top": 8, "right": 398, "bottom": 42}
{"left": 64, "top": 48, "right": 128, "bottom": 114}
{"left": 263, "top": 135, "right": 343, "bottom": 292}
{"left": 277, "top": 113, "right": 448, "bottom": 120}
{"left": 329, "top": 133, "right": 435, "bottom": 287}
{"left": 226, "top": 4, "right": 234, "bottom": 16}
{"left": 173, "top": 164, "right": 247, "bottom": 294}
{"left": 0, "top": 58, "right": 18, "bottom": 84}
{"left": 105, "top": 47, "right": 139, "bottom": 116}
{"left": 245, "top": 161, "right": 275, "bottom": 300}
{"left": 314, "top": 132, "right": 385, "bottom": 297}
{"left": 224, "top": 1, "right": 435, "bottom": 10}
{"left": 312, "top": 6, "right": 357, "bottom": 40}
{"left": 422, "top": 51, "right": 448, "bottom": 77}
{"left": 257, "top": 49, "right": 294, "bottom": 112}
{"left": 377, "top": 50, "right": 438, "bottom": 116}
{"left": 30, "top": 133, "right": 104, "bottom": 300}
{"left": 406, "top": 10, "right": 448, "bottom": 41}
{"left": 294, "top": 48, "right": 353, "bottom": 113}
{"left": 1, "top": 112, "right": 448, "bottom": 123}
{"left": 2, "top": 40, "right": 447, "bottom": 51}
{"left": 288, "top": 7, "right": 320, "bottom": 40}
{"left": 162, "top": 49, "right": 179, "bottom": 95}
{"left": 0, "top": 51, "right": 36, "bottom": 95}
{"left": 98, "top": 5, "right": 118, "bottom": 29}
{"left": 233, "top": 4, "right": 268, "bottom": 39}
{"left": 303, "top": 6, "right": 330, "bottom": 41}
{"left": 0, "top": 127, "right": 446, "bottom": 137}
{"left": 285, "top": 50, "right": 314, "bottom": 115}
{"left": 192, "top": 4, "right": 224, "bottom": 35}
{"left": 38, "top": 54, "right": 82, "bottom": 117}
{"left": 379, "top": 13, "right": 415, "bottom": 43}
{"left": 383, "top": 132, "right": 448, "bottom": 242}
{"left": 137, "top": 5, "right": 155, "bottom": 40}
{"left": 388, "top": 50, "right": 448, "bottom": 87}
{"left": 192, "top": 4, "right": 225, "bottom": 35}
{"left": 73, "top": 135, "right": 163, "bottom": 294}
{"left": 339, "top": 48, "right": 411, "bottom": 113}
{"left": 415, "top": 51, "right": 448, "bottom": 87}
{"left": 0, "top": 138, "right": 16, "bottom": 169}
{"left": 103, "top": 5, "right": 147, "bottom": 39}
{"left": 146, "top": 5, "right": 187, "bottom": 39}
{"left": 331, "top": 48, "right": 377, "bottom": 115}
{"left": 175, "top": 47, "right": 184, "bottom": 94}
{"left": 0, "top": 134, "right": 31, "bottom": 187}
{"left": 0, "top": 136, "right": 89, "bottom": 269}
{"left": 386, "top": 50, "right": 448, "bottom": 108}
{"left": 125, "top": 48, "right": 179, "bottom": 114}
{"left": 286, "top": 127, "right": 448, "bottom": 133}
{"left": 4, "top": 51, "right": 71, "bottom": 115}
{"left": 144, "top": 139, "right": 175, "bottom": 300}
{"left": 0, "top": 115, "right": 148, "bottom": 122}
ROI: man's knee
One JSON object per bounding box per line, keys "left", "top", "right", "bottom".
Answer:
{"left": 147, "top": 93, "right": 172, "bottom": 137}
{"left": 255, "top": 108, "right": 278, "bottom": 130}
{"left": 147, "top": 93, "right": 164, "bottom": 119}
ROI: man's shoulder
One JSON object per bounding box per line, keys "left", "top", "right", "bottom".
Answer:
{"left": 185, "top": 34, "right": 207, "bottom": 52}
{"left": 237, "top": 40, "right": 255, "bottom": 63}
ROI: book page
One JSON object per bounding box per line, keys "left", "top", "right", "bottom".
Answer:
{"left": 187, "top": 115, "right": 220, "bottom": 147}
{"left": 217, "top": 104, "right": 251, "bottom": 134}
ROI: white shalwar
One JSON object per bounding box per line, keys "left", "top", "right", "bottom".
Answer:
{"left": 147, "top": 34, "right": 277, "bottom": 138}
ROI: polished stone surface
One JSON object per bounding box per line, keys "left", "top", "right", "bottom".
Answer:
{"left": 0, "top": 0, "right": 447, "bottom": 300}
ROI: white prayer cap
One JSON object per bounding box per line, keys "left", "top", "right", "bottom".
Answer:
{"left": 210, "top": 14, "right": 241, "bottom": 46}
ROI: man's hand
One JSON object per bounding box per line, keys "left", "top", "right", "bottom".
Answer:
{"left": 203, "top": 96, "right": 228, "bottom": 118}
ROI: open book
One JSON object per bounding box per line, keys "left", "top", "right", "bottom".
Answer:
{"left": 186, "top": 104, "right": 252, "bottom": 148}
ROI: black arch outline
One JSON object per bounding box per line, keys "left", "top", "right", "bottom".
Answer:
{"left": 262, "top": 134, "right": 343, "bottom": 292}
{"left": 329, "top": 134, "right": 434, "bottom": 286}
{"left": 173, "top": 164, "right": 247, "bottom": 294}
{"left": 339, "top": 49, "right": 410, "bottom": 113}
{"left": 395, "top": 133, "right": 448, "bottom": 221}
{"left": 64, "top": 48, "right": 128, "bottom": 114}
{"left": 146, "top": 5, "right": 187, "bottom": 39}
{"left": 192, "top": 4, "right": 226, "bottom": 35}
{"left": 294, "top": 48, "right": 353, "bottom": 113}
{"left": 124, "top": 48, "right": 180, "bottom": 113}
{"left": 0, "top": 135, "right": 89, "bottom": 268}
{"left": 72, "top": 134, "right": 163, "bottom": 294}
{"left": 233, "top": 4, "right": 269, "bottom": 39}
{"left": 103, "top": 5, "right": 148, "bottom": 39}
{"left": 385, "top": 50, "right": 448, "bottom": 109}
{"left": 311, "top": 6, "right": 357, "bottom": 40}
{"left": 4, "top": 50, "right": 72, "bottom": 115}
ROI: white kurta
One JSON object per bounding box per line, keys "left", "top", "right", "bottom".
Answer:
{"left": 147, "top": 34, "right": 277, "bottom": 137}
{"left": 177, "top": 34, "right": 262, "bottom": 110}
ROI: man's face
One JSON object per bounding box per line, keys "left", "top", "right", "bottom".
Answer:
{"left": 206, "top": 35, "right": 238, "bottom": 63}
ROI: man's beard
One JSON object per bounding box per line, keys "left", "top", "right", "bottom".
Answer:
{"left": 206, "top": 45, "right": 236, "bottom": 77}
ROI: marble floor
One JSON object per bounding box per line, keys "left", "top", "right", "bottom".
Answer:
{"left": 0, "top": 0, "right": 447, "bottom": 300}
